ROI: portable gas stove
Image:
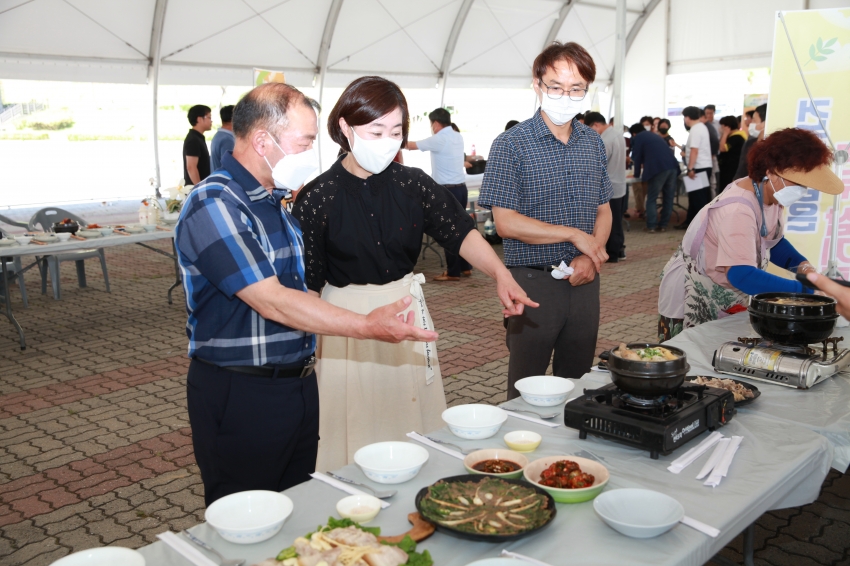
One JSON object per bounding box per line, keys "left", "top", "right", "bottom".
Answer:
{"left": 563, "top": 382, "right": 735, "bottom": 459}
{"left": 713, "top": 336, "right": 850, "bottom": 389}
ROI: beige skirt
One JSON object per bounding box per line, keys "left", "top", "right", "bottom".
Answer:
{"left": 315, "top": 273, "right": 446, "bottom": 472}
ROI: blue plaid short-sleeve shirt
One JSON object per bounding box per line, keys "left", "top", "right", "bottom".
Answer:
{"left": 175, "top": 152, "right": 315, "bottom": 367}
{"left": 478, "top": 109, "right": 613, "bottom": 267}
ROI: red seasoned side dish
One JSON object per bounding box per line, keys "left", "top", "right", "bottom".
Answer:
{"left": 539, "top": 460, "right": 595, "bottom": 489}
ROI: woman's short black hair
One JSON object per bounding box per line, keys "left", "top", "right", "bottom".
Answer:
{"left": 658, "top": 118, "right": 671, "bottom": 129}
{"left": 327, "top": 76, "right": 409, "bottom": 152}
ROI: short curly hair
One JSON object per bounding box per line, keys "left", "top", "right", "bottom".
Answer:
{"left": 747, "top": 128, "right": 831, "bottom": 181}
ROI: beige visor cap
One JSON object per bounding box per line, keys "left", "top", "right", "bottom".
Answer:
{"left": 777, "top": 164, "right": 844, "bottom": 195}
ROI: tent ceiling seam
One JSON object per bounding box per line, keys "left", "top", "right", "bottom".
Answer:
{"left": 481, "top": 0, "right": 532, "bottom": 72}
{"left": 327, "top": 0, "right": 456, "bottom": 69}
{"left": 572, "top": 7, "right": 611, "bottom": 77}
{"left": 61, "top": 0, "right": 148, "bottom": 58}
{"left": 0, "top": 0, "right": 35, "bottom": 17}
{"left": 450, "top": 7, "right": 560, "bottom": 74}
{"left": 543, "top": 0, "right": 574, "bottom": 49}
{"left": 161, "top": 0, "right": 291, "bottom": 60}
{"left": 239, "top": 0, "right": 316, "bottom": 67}
{"left": 375, "top": 0, "right": 441, "bottom": 72}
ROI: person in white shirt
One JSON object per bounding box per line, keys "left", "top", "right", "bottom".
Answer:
{"left": 585, "top": 112, "right": 626, "bottom": 262}
{"left": 676, "top": 105, "right": 713, "bottom": 230}
{"left": 408, "top": 107, "right": 471, "bottom": 281}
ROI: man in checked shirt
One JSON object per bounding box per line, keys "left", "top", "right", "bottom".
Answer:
{"left": 478, "top": 42, "right": 612, "bottom": 400}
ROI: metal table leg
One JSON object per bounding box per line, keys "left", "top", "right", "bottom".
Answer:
{"left": 421, "top": 235, "right": 445, "bottom": 267}
{"left": 1, "top": 258, "right": 26, "bottom": 350}
{"left": 135, "top": 238, "right": 182, "bottom": 304}
{"left": 709, "top": 522, "right": 755, "bottom": 566}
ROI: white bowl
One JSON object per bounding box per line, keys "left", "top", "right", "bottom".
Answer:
{"left": 336, "top": 494, "right": 382, "bottom": 524}
{"left": 442, "top": 404, "right": 507, "bottom": 440}
{"left": 50, "top": 547, "right": 145, "bottom": 566}
{"left": 465, "top": 560, "right": 519, "bottom": 566}
{"left": 514, "top": 376, "right": 575, "bottom": 406}
{"left": 353, "top": 441, "right": 429, "bottom": 484}
{"left": 205, "top": 490, "right": 294, "bottom": 544}
{"left": 98, "top": 227, "right": 114, "bottom": 236}
{"left": 593, "top": 488, "right": 684, "bottom": 538}
{"left": 503, "top": 430, "right": 542, "bottom": 452}
{"left": 142, "top": 224, "right": 157, "bottom": 232}
{"left": 55, "top": 232, "right": 72, "bottom": 242}
{"left": 14, "top": 236, "right": 31, "bottom": 245}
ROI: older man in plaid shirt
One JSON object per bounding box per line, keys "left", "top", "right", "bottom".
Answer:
{"left": 478, "top": 42, "right": 612, "bottom": 400}
{"left": 175, "top": 83, "right": 436, "bottom": 505}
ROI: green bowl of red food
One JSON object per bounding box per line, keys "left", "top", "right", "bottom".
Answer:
{"left": 523, "top": 455, "right": 609, "bottom": 503}
{"left": 463, "top": 449, "right": 528, "bottom": 480}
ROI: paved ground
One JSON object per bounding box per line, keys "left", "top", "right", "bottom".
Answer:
{"left": 0, "top": 210, "right": 848, "bottom": 565}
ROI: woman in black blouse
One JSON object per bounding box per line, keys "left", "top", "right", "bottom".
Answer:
{"left": 293, "top": 76, "right": 535, "bottom": 470}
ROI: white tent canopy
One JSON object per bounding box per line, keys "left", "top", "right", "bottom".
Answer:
{"left": 2, "top": 0, "right": 844, "bottom": 91}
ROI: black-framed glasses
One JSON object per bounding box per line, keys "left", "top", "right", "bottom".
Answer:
{"left": 539, "top": 79, "right": 588, "bottom": 101}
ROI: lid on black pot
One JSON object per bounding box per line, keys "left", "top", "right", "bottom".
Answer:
{"left": 749, "top": 293, "right": 837, "bottom": 319}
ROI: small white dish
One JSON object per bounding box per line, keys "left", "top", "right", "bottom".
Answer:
{"left": 34, "top": 234, "right": 59, "bottom": 243}
{"left": 98, "top": 227, "right": 113, "bottom": 236}
{"left": 442, "top": 404, "right": 507, "bottom": 440}
{"left": 123, "top": 225, "right": 145, "bottom": 234}
{"left": 78, "top": 230, "right": 102, "bottom": 239}
{"left": 0, "top": 238, "right": 17, "bottom": 246}
{"left": 594, "top": 488, "right": 684, "bottom": 538}
{"left": 205, "top": 490, "right": 294, "bottom": 544}
{"left": 514, "top": 376, "right": 575, "bottom": 406}
{"left": 55, "top": 232, "right": 72, "bottom": 242}
{"left": 503, "top": 430, "right": 542, "bottom": 452}
{"left": 336, "top": 494, "right": 382, "bottom": 524}
{"left": 49, "top": 547, "right": 145, "bottom": 565}
{"left": 354, "top": 441, "right": 429, "bottom": 484}
{"left": 465, "top": 560, "right": 519, "bottom": 566}
{"left": 14, "top": 236, "right": 32, "bottom": 245}
{"left": 142, "top": 224, "right": 157, "bottom": 232}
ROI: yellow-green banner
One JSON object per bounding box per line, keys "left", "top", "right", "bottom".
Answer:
{"left": 253, "top": 68, "right": 286, "bottom": 87}
{"left": 768, "top": 8, "right": 850, "bottom": 276}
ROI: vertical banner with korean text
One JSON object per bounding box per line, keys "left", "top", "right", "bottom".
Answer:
{"left": 767, "top": 8, "right": 850, "bottom": 276}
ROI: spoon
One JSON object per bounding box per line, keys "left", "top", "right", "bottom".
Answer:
{"left": 424, "top": 436, "right": 482, "bottom": 455}
{"left": 181, "top": 530, "right": 245, "bottom": 566}
{"left": 502, "top": 406, "right": 560, "bottom": 419}
{"left": 325, "top": 472, "right": 397, "bottom": 499}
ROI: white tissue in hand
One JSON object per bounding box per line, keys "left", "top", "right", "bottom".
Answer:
{"left": 551, "top": 261, "right": 575, "bottom": 280}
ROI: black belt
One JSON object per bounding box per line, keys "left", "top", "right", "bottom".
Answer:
{"left": 443, "top": 183, "right": 467, "bottom": 189}
{"left": 516, "top": 265, "right": 557, "bottom": 272}
{"left": 194, "top": 356, "right": 316, "bottom": 378}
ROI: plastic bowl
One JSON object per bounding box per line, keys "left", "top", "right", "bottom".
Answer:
{"left": 14, "top": 236, "right": 32, "bottom": 245}
{"left": 56, "top": 232, "right": 72, "bottom": 242}
{"left": 593, "top": 488, "right": 684, "bottom": 538}
{"left": 503, "top": 430, "right": 542, "bottom": 452}
{"left": 142, "top": 224, "right": 157, "bottom": 232}
{"left": 442, "top": 404, "right": 507, "bottom": 440}
{"left": 354, "top": 441, "right": 429, "bottom": 484}
{"left": 336, "top": 494, "right": 382, "bottom": 524}
{"left": 523, "top": 456, "right": 609, "bottom": 503}
{"left": 205, "top": 490, "right": 294, "bottom": 544}
{"left": 463, "top": 448, "right": 528, "bottom": 479}
{"left": 514, "top": 376, "right": 575, "bottom": 406}
{"left": 98, "top": 227, "right": 114, "bottom": 236}
{"left": 50, "top": 547, "right": 145, "bottom": 566}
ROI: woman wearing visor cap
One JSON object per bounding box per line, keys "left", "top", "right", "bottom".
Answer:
{"left": 292, "top": 76, "right": 537, "bottom": 471}
{"left": 658, "top": 128, "right": 843, "bottom": 341}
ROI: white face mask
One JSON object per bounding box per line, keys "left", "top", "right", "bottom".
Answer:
{"left": 539, "top": 90, "right": 584, "bottom": 126}
{"left": 771, "top": 177, "right": 808, "bottom": 207}
{"left": 349, "top": 126, "right": 402, "bottom": 174}
{"left": 263, "top": 134, "right": 318, "bottom": 190}
{"left": 644, "top": 125, "right": 652, "bottom": 131}
{"left": 748, "top": 122, "right": 760, "bottom": 138}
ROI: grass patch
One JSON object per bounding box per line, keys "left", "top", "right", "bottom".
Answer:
{"left": 0, "top": 133, "right": 49, "bottom": 140}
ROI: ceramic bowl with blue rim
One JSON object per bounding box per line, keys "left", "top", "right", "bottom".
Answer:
{"left": 514, "top": 375, "right": 575, "bottom": 407}
{"left": 353, "top": 441, "right": 429, "bottom": 484}
{"left": 204, "top": 490, "right": 293, "bottom": 544}
{"left": 442, "top": 404, "right": 507, "bottom": 440}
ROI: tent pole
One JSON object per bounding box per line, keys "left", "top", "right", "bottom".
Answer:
{"left": 613, "top": 0, "right": 626, "bottom": 133}
{"left": 438, "top": 0, "right": 474, "bottom": 107}
{"left": 148, "top": 0, "right": 168, "bottom": 197}
{"left": 315, "top": 0, "right": 344, "bottom": 171}
{"left": 827, "top": 150, "right": 848, "bottom": 277}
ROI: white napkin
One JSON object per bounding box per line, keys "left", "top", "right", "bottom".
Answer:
{"left": 696, "top": 438, "right": 730, "bottom": 480}
{"left": 504, "top": 410, "right": 560, "bottom": 428}
{"left": 551, "top": 261, "right": 575, "bottom": 280}
{"left": 705, "top": 436, "right": 743, "bottom": 487}
{"left": 667, "top": 431, "right": 723, "bottom": 474}
{"left": 156, "top": 531, "right": 218, "bottom": 566}
{"left": 501, "top": 549, "right": 554, "bottom": 565}
{"left": 406, "top": 432, "right": 464, "bottom": 460}
{"left": 309, "top": 473, "right": 391, "bottom": 509}
{"left": 680, "top": 516, "right": 720, "bottom": 538}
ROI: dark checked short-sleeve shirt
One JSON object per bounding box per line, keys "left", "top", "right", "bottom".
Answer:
{"left": 175, "top": 152, "right": 315, "bottom": 367}
{"left": 477, "top": 109, "right": 613, "bottom": 267}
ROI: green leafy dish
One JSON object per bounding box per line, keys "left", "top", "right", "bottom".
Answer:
{"left": 415, "top": 474, "right": 556, "bottom": 542}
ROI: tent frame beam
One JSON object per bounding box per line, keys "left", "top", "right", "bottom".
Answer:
{"left": 438, "top": 0, "right": 475, "bottom": 107}
{"left": 314, "top": 0, "right": 344, "bottom": 170}
{"left": 148, "top": 0, "right": 168, "bottom": 195}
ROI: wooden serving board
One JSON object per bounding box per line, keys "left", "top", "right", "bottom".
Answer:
{"left": 376, "top": 512, "right": 435, "bottom": 544}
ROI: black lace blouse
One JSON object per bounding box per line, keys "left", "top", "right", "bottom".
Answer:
{"left": 292, "top": 156, "right": 475, "bottom": 292}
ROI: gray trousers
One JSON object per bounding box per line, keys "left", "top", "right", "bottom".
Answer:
{"left": 505, "top": 267, "right": 601, "bottom": 400}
